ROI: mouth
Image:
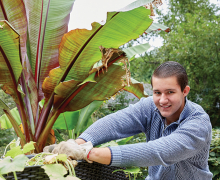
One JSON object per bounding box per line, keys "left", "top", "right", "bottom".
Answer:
{"left": 160, "top": 105, "right": 171, "bottom": 109}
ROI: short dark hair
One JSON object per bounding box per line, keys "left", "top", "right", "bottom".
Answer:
{"left": 151, "top": 61, "right": 188, "bottom": 92}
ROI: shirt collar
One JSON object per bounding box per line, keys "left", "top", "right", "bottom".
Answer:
{"left": 154, "top": 97, "right": 193, "bottom": 125}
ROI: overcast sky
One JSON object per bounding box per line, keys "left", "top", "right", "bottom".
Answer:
{"left": 68, "top": 0, "right": 220, "bottom": 49}
{"left": 69, "top": 0, "right": 220, "bottom": 30}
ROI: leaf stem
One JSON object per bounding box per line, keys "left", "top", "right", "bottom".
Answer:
{"left": 68, "top": 160, "right": 76, "bottom": 177}
{"left": 65, "top": 161, "right": 72, "bottom": 176}
{"left": 13, "top": 172, "right": 18, "bottom": 180}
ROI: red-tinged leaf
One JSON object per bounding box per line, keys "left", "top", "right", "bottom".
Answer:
{"left": 0, "top": 0, "right": 38, "bottom": 128}
{"left": 42, "top": 7, "right": 152, "bottom": 105}
{"left": 123, "top": 78, "right": 148, "bottom": 99}
{"left": 0, "top": 20, "right": 31, "bottom": 141}
{"left": 0, "top": 21, "right": 22, "bottom": 103}
{"left": 39, "top": 8, "right": 152, "bottom": 137}
{"left": 24, "top": 0, "right": 75, "bottom": 101}
{"left": 0, "top": 0, "right": 27, "bottom": 63}
{"left": 53, "top": 63, "right": 127, "bottom": 112}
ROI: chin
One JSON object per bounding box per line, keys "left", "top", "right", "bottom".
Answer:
{"left": 160, "top": 111, "right": 172, "bottom": 118}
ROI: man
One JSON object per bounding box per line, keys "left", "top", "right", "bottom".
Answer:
{"left": 48, "top": 61, "right": 213, "bottom": 180}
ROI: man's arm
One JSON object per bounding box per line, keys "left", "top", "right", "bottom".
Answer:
{"left": 89, "top": 147, "right": 111, "bottom": 165}
{"left": 76, "top": 138, "right": 111, "bottom": 165}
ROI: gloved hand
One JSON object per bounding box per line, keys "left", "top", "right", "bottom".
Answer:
{"left": 45, "top": 139, "right": 93, "bottom": 163}
{"left": 43, "top": 144, "right": 58, "bottom": 153}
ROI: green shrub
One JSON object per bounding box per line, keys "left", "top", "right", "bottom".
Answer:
{"left": 209, "top": 128, "right": 220, "bottom": 180}
{"left": 0, "top": 128, "right": 16, "bottom": 156}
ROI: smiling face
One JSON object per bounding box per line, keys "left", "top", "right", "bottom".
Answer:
{"left": 152, "top": 76, "right": 190, "bottom": 125}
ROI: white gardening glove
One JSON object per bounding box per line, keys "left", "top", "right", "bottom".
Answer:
{"left": 43, "top": 144, "right": 58, "bottom": 153}
{"left": 51, "top": 139, "right": 93, "bottom": 163}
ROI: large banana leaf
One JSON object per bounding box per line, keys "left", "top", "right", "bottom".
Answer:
{"left": 119, "top": 0, "right": 157, "bottom": 11}
{"left": 0, "top": 21, "right": 22, "bottom": 103}
{"left": 53, "top": 110, "right": 80, "bottom": 130}
{"left": 145, "top": 22, "right": 170, "bottom": 34}
{"left": 0, "top": 0, "right": 27, "bottom": 62}
{"left": 0, "top": 21, "right": 31, "bottom": 141}
{"left": 124, "top": 42, "right": 151, "bottom": 61}
{"left": 42, "top": 7, "right": 152, "bottom": 104}
{"left": 53, "top": 100, "right": 103, "bottom": 134}
{"left": 24, "top": 0, "right": 75, "bottom": 100}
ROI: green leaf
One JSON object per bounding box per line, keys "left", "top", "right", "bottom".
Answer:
{"left": 78, "top": 72, "right": 96, "bottom": 86}
{"left": 5, "top": 146, "right": 23, "bottom": 159}
{"left": 42, "top": 164, "right": 80, "bottom": 180}
{"left": 0, "top": 21, "right": 23, "bottom": 104}
{"left": 113, "top": 167, "right": 141, "bottom": 175}
{"left": 56, "top": 154, "right": 68, "bottom": 162}
{"left": 0, "top": 154, "right": 28, "bottom": 175}
{"left": 210, "top": 152, "right": 216, "bottom": 156}
{"left": 53, "top": 100, "right": 103, "bottom": 132}
{"left": 53, "top": 111, "right": 80, "bottom": 130}
{"left": 54, "top": 129, "right": 64, "bottom": 142}
{"left": 123, "top": 78, "right": 148, "bottom": 99}
{"left": 123, "top": 167, "right": 141, "bottom": 174}
{"left": 75, "top": 100, "right": 103, "bottom": 133}
{"left": 22, "top": 141, "right": 35, "bottom": 154}
{"left": 42, "top": 164, "right": 67, "bottom": 178}
{"left": 117, "top": 136, "right": 134, "bottom": 145}
{"left": 124, "top": 43, "right": 151, "bottom": 61}
{"left": 0, "top": 174, "right": 6, "bottom": 180}
{"left": 43, "top": 7, "right": 152, "bottom": 106}
{"left": 9, "top": 138, "right": 21, "bottom": 150}
{"left": 25, "top": 0, "right": 75, "bottom": 98}
{"left": 0, "top": 107, "right": 21, "bottom": 129}
{"left": 118, "top": 0, "right": 154, "bottom": 11}
{"left": 98, "top": 141, "right": 119, "bottom": 148}
{"left": 145, "top": 22, "right": 170, "bottom": 34}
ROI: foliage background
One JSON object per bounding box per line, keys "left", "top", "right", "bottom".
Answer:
{"left": 133, "top": 0, "right": 220, "bottom": 126}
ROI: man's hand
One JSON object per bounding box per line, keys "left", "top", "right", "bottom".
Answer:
{"left": 43, "top": 139, "right": 93, "bottom": 163}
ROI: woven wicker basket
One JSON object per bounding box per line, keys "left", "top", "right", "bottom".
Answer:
{"left": 3, "top": 161, "right": 128, "bottom": 180}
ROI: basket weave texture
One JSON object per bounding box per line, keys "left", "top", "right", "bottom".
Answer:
{"left": 75, "top": 161, "right": 129, "bottom": 180}
{"left": 3, "top": 161, "right": 129, "bottom": 180}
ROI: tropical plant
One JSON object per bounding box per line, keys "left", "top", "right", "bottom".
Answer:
{"left": 0, "top": 0, "right": 166, "bottom": 152}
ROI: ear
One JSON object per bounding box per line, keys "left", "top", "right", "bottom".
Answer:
{"left": 183, "top": 85, "right": 190, "bottom": 97}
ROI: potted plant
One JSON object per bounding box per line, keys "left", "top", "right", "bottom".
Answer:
{"left": 0, "top": 0, "right": 167, "bottom": 179}
{"left": 0, "top": 139, "right": 81, "bottom": 180}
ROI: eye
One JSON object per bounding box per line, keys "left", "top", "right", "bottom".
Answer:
{"left": 168, "top": 91, "right": 174, "bottom": 94}
{"left": 154, "top": 91, "right": 161, "bottom": 95}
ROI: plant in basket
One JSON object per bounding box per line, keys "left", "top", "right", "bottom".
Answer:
{"left": 0, "top": 139, "right": 80, "bottom": 180}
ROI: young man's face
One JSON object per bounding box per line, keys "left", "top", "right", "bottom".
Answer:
{"left": 152, "top": 76, "right": 190, "bottom": 124}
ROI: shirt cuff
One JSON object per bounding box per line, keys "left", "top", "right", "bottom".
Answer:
{"left": 109, "top": 146, "right": 122, "bottom": 167}
{"left": 78, "top": 133, "right": 96, "bottom": 145}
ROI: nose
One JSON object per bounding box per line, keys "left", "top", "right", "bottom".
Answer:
{"left": 159, "top": 93, "right": 168, "bottom": 104}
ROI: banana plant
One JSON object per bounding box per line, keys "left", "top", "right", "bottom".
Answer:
{"left": 0, "top": 0, "right": 165, "bottom": 152}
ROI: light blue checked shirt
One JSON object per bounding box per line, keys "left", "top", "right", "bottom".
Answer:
{"left": 79, "top": 96, "right": 213, "bottom": 180}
